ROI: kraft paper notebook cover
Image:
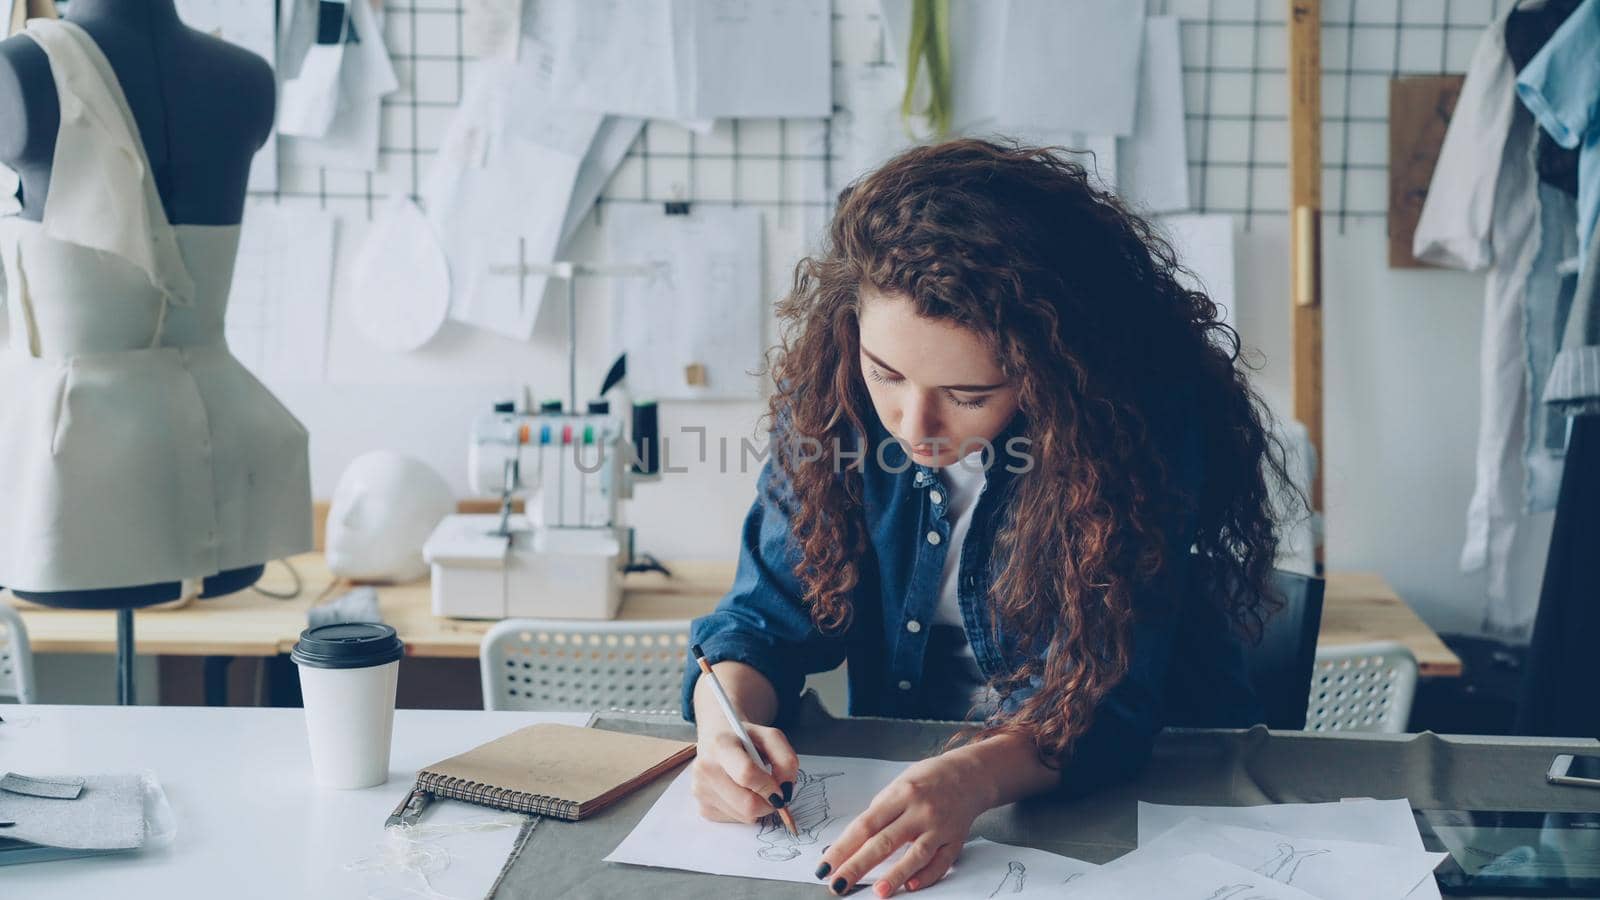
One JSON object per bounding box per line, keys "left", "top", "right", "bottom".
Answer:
{"left": 414, "top": 724, "right": 695, "bottom": 821}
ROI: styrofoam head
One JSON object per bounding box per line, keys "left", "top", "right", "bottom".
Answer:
{"left": 326, "top": 451, "right": 454, "bottom": 582}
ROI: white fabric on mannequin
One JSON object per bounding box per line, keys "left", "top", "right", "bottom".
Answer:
{"left": 0, "top": 18, "right": 312, "bottom": 592}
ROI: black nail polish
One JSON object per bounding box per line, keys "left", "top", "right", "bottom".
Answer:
{"left": 832, "top": 877, "right": 849, "bottom": 894}
{"left": 781, "top": 781, "right": 794, "bottom": 802}
{"left": 815, "top": 861, "right": 832, "bottom": 879}
{"left": 768, "top": 792, "right": 785, "bottom": 808}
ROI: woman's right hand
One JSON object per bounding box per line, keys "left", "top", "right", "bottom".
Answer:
{"left": 691, "top": 720, "right": 801, "bottom": 823}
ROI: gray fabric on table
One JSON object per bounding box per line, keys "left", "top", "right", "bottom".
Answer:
{"left": 487, "top": 692, "right": 1600, "bottom": 899}
{"left": 1545, "top": 223, "right": 1600, "bottom": 416}
{"left": 0, "top": 775, "right": 145, "bottom": 851}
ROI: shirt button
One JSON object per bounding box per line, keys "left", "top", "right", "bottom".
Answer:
{"left": 898, "top": 680, "right": 912, "bottom": 691}
{"left": 929, "top": 490, "right": 943, "bottom": 505}
{"left": 926, "top": 531, "right": 941, "bottom": 545}
{"left": 905, "top": 619, "right": 922, "bottom": 634}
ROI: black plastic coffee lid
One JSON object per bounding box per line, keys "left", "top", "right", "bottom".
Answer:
{"left": 290, "top": 623, "right": 404, "bottom": 669}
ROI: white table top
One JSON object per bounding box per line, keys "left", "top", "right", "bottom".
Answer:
{"left": 1, "top": 704, "right": 591, "bottom": 899}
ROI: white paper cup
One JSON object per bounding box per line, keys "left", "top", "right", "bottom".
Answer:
{"left": 291, "top": 623, "right": 405, "bottom": 789}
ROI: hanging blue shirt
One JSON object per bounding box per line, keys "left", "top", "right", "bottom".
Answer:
{"left": 681, "top": 397, "right": 1264, "bottom": 797}
{"left": 1518, "top": 0, "right": 1600, "bottom": 273}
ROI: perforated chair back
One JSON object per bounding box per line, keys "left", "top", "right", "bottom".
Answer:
{"left": 480, "top": 618, "right": 692, "bottom": 713}
{"left": 0, "top": 603, "right": 37, "bottom": 704}
{"left": 1306, "top": 641, "right": 1418, "bottom": 734}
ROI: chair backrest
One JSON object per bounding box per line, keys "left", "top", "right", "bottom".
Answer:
{"left": 1245, "top": 570, "right": 1326, "bottom": 729}
{"left": 1306, "top": 641, "right": 1418, "bottom": 734}
{"left": 480, "top": 618, "right": 691, "bottom": 713}
{"left": 0, "top": 603, "right": 37, "bottom": 704}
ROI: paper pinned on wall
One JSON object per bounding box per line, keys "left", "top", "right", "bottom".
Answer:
{"left": 348, "top": 194, "right": 451, "bottom": 352}
{"left": 998, "top": 0, "right": 1147, "bottom": 138}
{"left": 277, "top": 0, "right": 399, "bottom": 174}
{"left": 464, "top": 0, "right": 524, "bottom": 61}
{"left": 225, "top": 204, "right": 338, "bottom": 384}
{"left": 607, "top": 204, "right": 765, "bottom": 400}
{"left": 175, "top": 0, "right": 279, "bottom": 192}
{"left": 1159, "top": 213, "right": 1237, "bottom": 329}
{"left": 830, "top": 62, "right": 914, "bottom": 192}
{"left": 690, "top": 0, "right": 832, "bottom": 119}
{"left": 560, "top": 116, "right": 646, "bottom": 243}
{"left": 1106, "top": 819, "right": 1447, "bottom": 900}
{"left": 1119, "top": 15, "right": 1191, "bottom": 214}
{"left": 545, "top": 0, "right": 831, "bottom": 121}
{"left": 422, "top": 34, "right": 603, "bottom": 340}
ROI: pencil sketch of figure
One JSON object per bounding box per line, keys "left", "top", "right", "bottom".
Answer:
{"left": 755, "top": 769, "right": 844, "bottom": 862}
{"left": 1061, "top": 872, "right": 1085, "bottom": 885}
{"left": 1253, "top": 842, "right": 1329, "bottom": 884}
{"left": 988, "top": 860, "right": 1026, "bottom": 896}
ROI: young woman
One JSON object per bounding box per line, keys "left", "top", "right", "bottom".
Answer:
{"left": 682, "top": 139, "right": 1291, "bottom": 897}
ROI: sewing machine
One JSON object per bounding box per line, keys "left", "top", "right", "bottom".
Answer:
{"left": 423, "top": 405, "right": 643, "bottom": 620}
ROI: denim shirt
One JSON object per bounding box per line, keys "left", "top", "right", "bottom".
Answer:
{"left": 682, "top": 403, "right": 1264, "bottom": 796}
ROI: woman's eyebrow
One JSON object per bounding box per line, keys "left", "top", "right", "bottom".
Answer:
{"left": 860, "top": 346, "right": 1008, "bottom": 391}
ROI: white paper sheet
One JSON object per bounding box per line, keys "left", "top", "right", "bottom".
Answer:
{"left": 1059, "top": 852, "right": 1321, "bottom": 900}
{"left": 277, "top": 0, "right": 398, "bottom": 173}
{"left": 1139, "top": 799, "right": 1444, "bottom": 900}
{"left": 912, "top": 839, "right": 1097, "bottom": 897}
{"left": 830, "top": 61, "right": 913, "bottom": 191}
{"left": 605, "top": 754, "right": 911, "bottom": 883}
{"left": 175, "top": 0, "right": 279, "bottom": 192}
{"left": 422, "top": 35, "right": 603, "bottom": 339}
{"left": 464, "top": 0, "right": 524, "bottom": 60}
{"left": 689, "top": 0, "right": 831, "bottom": 119}
{"left": 1159, "top": 213, "right": 1237, "bottom": 329}
{"left": 560, "top": 116, "right": 645, "bottom": 243}
{"left": 348, "top": 194, "right": 450, "bottom": 352}
{"left": 607, "top": 205, "right": 764, "bottom": 400}
{"left": 1119, "top": 15, "right": 1190, "bottom": 214}
{"left": 998, "top": 0, "right": 1146, "bottom": 138}
{"left": 546, "top": 0, "right": 831, "bottom": 120}
{"left": 225, "top": 204, "right": 337, "bottom": 384}
{"left": 1112, "top": 819, "right": 1446, "bottom": 900}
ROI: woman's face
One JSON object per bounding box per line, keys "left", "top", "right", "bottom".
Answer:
{"left": 857, "top": 287, "right": 1021, "bottom": 468}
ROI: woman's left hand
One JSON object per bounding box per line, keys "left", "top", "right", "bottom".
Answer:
{"left": 813, "top": 745, "right": 996, "bottom": 897}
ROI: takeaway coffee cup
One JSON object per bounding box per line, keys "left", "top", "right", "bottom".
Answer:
{"left": 291, "top": 622, "right": 405, "bottom": 789}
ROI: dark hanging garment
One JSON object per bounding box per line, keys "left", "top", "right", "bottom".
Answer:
{"left": 1516, "top": 413, "right": 1600, "bottom": 738}
{"left": 1505, "top": 0, "right": 1585, "bottom": 198}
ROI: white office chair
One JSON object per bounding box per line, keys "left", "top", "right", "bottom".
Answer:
{"left": 480, "top": 618, "right": 692, "bottom": 713}
{"left": 0, "top": 603, "right": 37, "bottom": 704}
{"left": 1305, "top": 641, "right": 1418, "bottom": 734}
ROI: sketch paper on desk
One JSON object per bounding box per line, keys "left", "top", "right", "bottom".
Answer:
{"left": 605, "top": 755, "right": 910, "bottom": 883}
{"left": 175, "top": 0, "right": 278, "bottom": 192}
{"left": 422, "top": 35, "right": 603, "bottom": 340}
{"left": 1060, "top": 852, "right": 1321, "bottom": 900}
{"left": 904, "top": 839, "right": 1096, "bottom": 898}
{"left": 606, "top": 205, "right": 764, "bottom": 400}
{"left": 1139, "top": 799, "right": 1444, "bottom": 900}
{"left": 225, "top": 204, "right": 338, "bottom": 384}
{"left": 1158, "top": 214, "right": 1236, "bottom": 329}
{"left": 998, "top": 0, "right": 1146, "bottom": 139}
{"left": 276, "top": 0, "right": 398, "bottom": 174}
{"left": 1109, "top": 819, "right": 1447, "bottom": 900}
{"left": 1118, "top": 16, "right": 1190, "bottom": 214}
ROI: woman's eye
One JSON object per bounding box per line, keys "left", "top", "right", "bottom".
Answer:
{"left": 866, "top": 366, "right": 902, "bottom": 385}
{"left": 947, "top": 392, "right": 988, "bottom": 410}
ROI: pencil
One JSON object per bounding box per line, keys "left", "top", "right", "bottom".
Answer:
{"left": 693, "top": 644, "right": 798, "bottom": 836}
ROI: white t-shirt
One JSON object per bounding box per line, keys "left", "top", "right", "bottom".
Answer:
{"left": 931, "top": 452, "right": 989, "bottom": 642}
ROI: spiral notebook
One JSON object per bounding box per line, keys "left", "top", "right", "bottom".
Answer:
{"left": 414, "top": 724, "right": 695, "bottom": 821}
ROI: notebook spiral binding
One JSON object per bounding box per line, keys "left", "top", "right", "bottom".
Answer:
{"left": 415, "top": 771, "right": 582, "bottom": 820}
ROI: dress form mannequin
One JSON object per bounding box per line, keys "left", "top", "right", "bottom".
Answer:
{"left": 0, "top": 1, "right": 289, "bottom": 701}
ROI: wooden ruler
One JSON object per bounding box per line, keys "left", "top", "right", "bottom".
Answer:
{"left": 1288, "top": 0, "right": 1324, "bottom": 568}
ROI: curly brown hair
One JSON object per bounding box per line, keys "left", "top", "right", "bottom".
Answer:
{"left": 766, "top": 138, "right": 1294, "bottom": 764}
